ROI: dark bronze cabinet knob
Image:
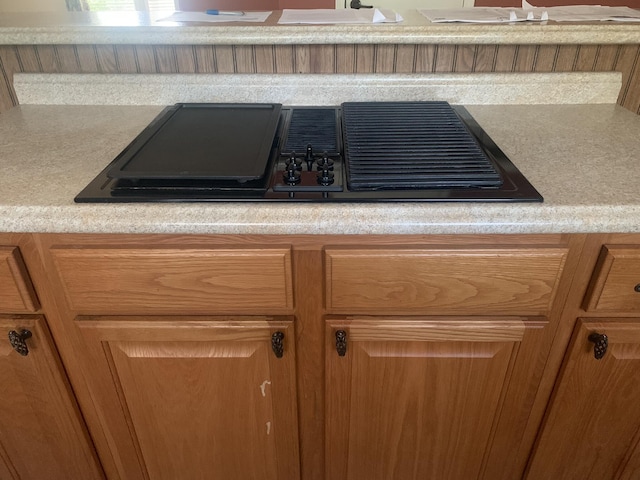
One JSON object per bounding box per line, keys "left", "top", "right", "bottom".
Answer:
{"left": 588, "top": 332, "right": 608, "bottom": 360}
{"left": 335, "top": 330, "right": 347, "bottom": 357}
{"left": 8, "top": 329, "right": 33, "bottom": 356}
{"left": 271, "top": 331, "right": 284, "bottom": 358}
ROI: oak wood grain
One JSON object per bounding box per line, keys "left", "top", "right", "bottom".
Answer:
{"left": 583, "top": 245, "right": 640, "bottom": 312}
{"left": 0, "top": 315, "right": 102, "bottom": 479}
{"left": 325, "top": 317, "right": 532, "bottom": 480}
{"left": 50, "top": 246, "right": 294, "bottom": 314}
{"left": 0, "top": 246, "right": 39, "bottom": 313}
{"left": 78, "top": 317, "right": 299, "bottom": 480}
{"left": 527, "top": 319, "right": 640, "bottom": 479}
{"left": 325, "top": 247, "right": 568, "bottom": 315}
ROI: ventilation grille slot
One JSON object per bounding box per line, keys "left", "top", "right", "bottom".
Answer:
{"left": 281, "top": 108, "right": 339, "bottom": 155}
{"left": 342, "top": 101, "right": 503, "bottom": 191}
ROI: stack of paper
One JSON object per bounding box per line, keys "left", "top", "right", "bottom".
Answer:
{"left": 419, "top": 5, "right": 640, "bottom": 23}
{"left": 278, "top": 8, "right": 403, "bottom": 24}
{"left": 157, "top": 11, "right": 273, "bottom": 23}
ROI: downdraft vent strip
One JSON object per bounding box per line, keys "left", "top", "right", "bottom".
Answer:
{"left": 342, "top": 101, "right": 504, "bottom": 191}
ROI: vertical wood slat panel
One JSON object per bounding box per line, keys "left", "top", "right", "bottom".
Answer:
{"left": 454, "top": 45, "right": 476, "bottom": 72}
{"left": 335, "top": 45, "right": 356, "bottom": 73}
{"left": 615, "top": 45, "right": 640, "bottom": 113}
{"left": 375, "top": 45, "right": 396, "bottom": 73}
{"left": 153, "top": 46, "right": 178, "bottom": 73}
{"left": 513, "top": 45, "right": 538, "bottom": 72}
{"left": 35, "top": 46, "right": 60, "bottom": 72}
{"left": 234, "top": 46, "right": 255, "bottom": 73}
{"left": 254, "top": 45, "right": 275, "bottom": 73}
{"left": 473, "top": 45, "right": 498, "bottom": 72}
{"left": 175, "top": 46, "right": 197, "bottom": 73}
{"left": 434, "top": 45, "right": 456, "bottom": 72}
{"left": 54, "top": 45, "right": 80, "bottom": 72}
{"left": 273, "top": 45, "right": 294, "bottom": 73}
{"left": 75, "top": 45, "right": 100, "bottom": 73}
{"left": 114, "top": 46, "right": 138, "bottom": 73}
{"left": 0, "top": 46, "right": 20, "bottom": 109}
{"left": 395, "top": 45, "right": 415, "bottom": 73}
{"left": 355, "top": 45, "right": 375, "bottom": 73}
{"left": 0, "top": 42, "right": 638, "bottom": 115}
{"left": 493, "top": 45, "right": 517, "bottom": 71}
{"left": 95, "top": 45, "right": 118, "bottom": 73}
{"left": 194, "top": 45, "right": 215, "bottom": 73}
{"left": 214, "top": 46, "right": 235, "bottom": 73}
{"left": 135, "top": 46, "right": 157, "bottom": 74}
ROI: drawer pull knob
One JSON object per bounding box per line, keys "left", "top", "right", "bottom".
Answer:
{"left": 588, "top": 332, "right": 608, "bottom": 360}
{"left": 271, "top": 331, "right": 284, "bottom": 358}
{"left": 336, "top": 330, "right": 347, "bottom": 357}
{"left": 634, "top": 284, "right": 640, "bottom": 293}
{"left": 8, "top": 329, "right": 32, "bottom": 356}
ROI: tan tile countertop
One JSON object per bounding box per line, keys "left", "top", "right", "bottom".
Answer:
{"left": 0, "top": 102, "right": 639, "bottom": 235}
{"left": 0, "top": 10, "right": 639, "bottom": 45}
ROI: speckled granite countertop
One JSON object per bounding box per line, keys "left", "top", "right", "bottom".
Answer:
{"left": 1, "top": 102, "right": 639, "bottom": 235}
{"left": 0, "top": 10, "right": 639, "bottom": 45}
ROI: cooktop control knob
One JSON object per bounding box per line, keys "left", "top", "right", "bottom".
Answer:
{"left": 286, "top": 153, "right": 302, "bottom": 170}
{"left": 284, "top": 163, "right": 301, "bottom": 185}
{"left": 305, "top": 144, "right": 314, "bottom": 171}
{"left": 316, "top": 152, "right": 334, "bottom": 171}
{"left": 317, "top": 167, "right": 335, "bottom": 186}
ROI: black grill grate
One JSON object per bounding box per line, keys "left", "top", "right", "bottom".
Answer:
{"left": 342, "top": 101, "right": 503, "bottom": 191}
{"left": 281, "top": 108, "right": 339, "bottom": 155}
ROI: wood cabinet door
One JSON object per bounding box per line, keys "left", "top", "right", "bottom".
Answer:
{"left": 527, "top": 319, "right": 640, "bottom": 480}
{"left": 0, "top": 315, "right": 102, "bottom": 480}
{"left": 325, "top": 317, "right": 544, "bottom": 480}
{"left": 76, "top": 317, "right": 300, "bottom": 480}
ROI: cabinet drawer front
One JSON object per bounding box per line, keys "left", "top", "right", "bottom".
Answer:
{"left": 0, "top": 246, "right": 39, "bottom": 313}
{"left": 584, "top": 245, "right": 640, "bottom": 312}
{"left": 325, "top": 247, "right": 567, "bottom": 315}
{"left": 50, "top": 247, "right": 293, "bottom": 313}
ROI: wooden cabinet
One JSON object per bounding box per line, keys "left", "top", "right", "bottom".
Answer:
{"left": 322, "top": 243, "right": 574, "bottom": 480}
{"left": 527, "top": 319, "right": 640, "bottom": 479}
{"left": 0, "top": 242, "right": 102, "bottom": 480}
{"left": 41, "top": 239, "right": 300, "bottom": 480}
{"left": 527, "top": 239, "right": 640, "bottom": 480}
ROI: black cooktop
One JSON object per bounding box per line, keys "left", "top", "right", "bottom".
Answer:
{"left": 75, "top": 101, "right": 542, "bottom": 203}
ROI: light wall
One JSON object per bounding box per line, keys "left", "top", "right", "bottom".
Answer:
{"left": 0, "top": 0, "right": 67, "bottom": 12}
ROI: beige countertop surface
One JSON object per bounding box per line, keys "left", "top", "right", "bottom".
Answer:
{"left": 0, "top": 10, "right": 639, "bottom": 45}
{"left": 1, "top": 102, "right": 639, "bottom": 235}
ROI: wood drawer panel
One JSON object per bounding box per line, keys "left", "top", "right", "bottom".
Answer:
{"left": 325, "top": 247, "right": 567, "bottom": 315}
{"left": 50, "top": 247, "right": 293, "bottom": 313}
{"left": 0, "top": 246, "right": 39, "bottom": 313}
{"left": 584, "top": 245, "right": 640, "bottom": 312}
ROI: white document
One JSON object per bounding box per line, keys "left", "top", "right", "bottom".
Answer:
{"left": 419, "top": 7, "right": 538, "bottom": 23}
{"left": 157, "top": 11, "right": 273, "bottom": 23}
{"left": 278, "top": 8, "right": 403, "bottom": 24}
{"left": 541, "top": 5, "right": 640, "bottom": 22}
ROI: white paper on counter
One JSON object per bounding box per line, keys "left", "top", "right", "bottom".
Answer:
{"left": 278, "top": 8, "right": 403, "bottom": 24}
{"left": 540, "top": 5, "right": 640, "bottom": 22}
{"left": 157, "top": 11, "right": 272, "bottom": 23}
{"left": 419, "top": 7, "right": 539, "bottom": 23}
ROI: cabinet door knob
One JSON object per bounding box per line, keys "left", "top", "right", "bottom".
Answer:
{"left": 634, "top": 283, "right": 640, "bottom": 293}
{"left": 588, "top": 332, "right": 608, "bottom": 360}
{"left": 8, "top": 329, "right": 33, "bottom": 356}
{"left": 271, "top": 331, "right": 285, "bottom": 358}
{"left": 335, "top": 330, "right": 347, "bottom": 357}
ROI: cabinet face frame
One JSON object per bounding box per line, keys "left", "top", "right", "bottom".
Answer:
{"left": 0, "top": 314, "right": 102, "bottom": 480}
{"left": 527, "top": 318, "right": 640, "bottom": 479}
{"left": 75, "top": 316, "right": 300, "bottom": 480}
